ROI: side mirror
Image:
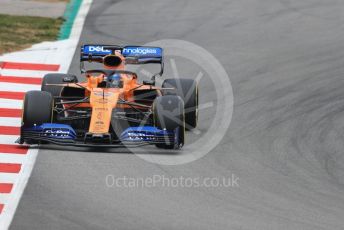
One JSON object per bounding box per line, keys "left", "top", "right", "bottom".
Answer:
{"left": 63, "top": 76, "right": 77, "bottom": 83}
{"left": 143, "top": 80, "right": 155, "bottom": 86}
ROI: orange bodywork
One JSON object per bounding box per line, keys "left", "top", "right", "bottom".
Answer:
{"left": 60, "top": 54, "right": 161, "bottom": 134}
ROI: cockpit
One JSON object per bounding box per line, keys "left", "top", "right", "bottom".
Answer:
{"left": 107, "top": 74, "right": 123, "bottom": 88}
{"left": 85, "top": 69, "right": 137, "bottom": 89}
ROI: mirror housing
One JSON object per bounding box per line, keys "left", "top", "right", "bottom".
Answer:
{"left": 63, "top": 76, "right": 77, "bottom": 83}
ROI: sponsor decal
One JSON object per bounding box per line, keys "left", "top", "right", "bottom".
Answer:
{"left": 122, "top": 46, "right": 162, "bottom": 57}
{"left": 94, "top": 108, "right": 109, "bottom": 111}
{"left": 84, "top": 45, "right": 112, "bottom": 55}
{"left": 93, "top": 91, "right": 112, "bottom": 97}
{"left": 97, "top": 99, "right": 109, "bottom": 104}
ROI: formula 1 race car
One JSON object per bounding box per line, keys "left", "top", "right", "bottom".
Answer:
{"left": 17, "top": 45, "right": 198, "bottom": 149}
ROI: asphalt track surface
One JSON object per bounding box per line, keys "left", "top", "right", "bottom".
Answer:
{"left": 10, "top": 0, "right": 344, "bottom": 229}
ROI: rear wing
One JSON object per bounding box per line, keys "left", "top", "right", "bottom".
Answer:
{"left": 80, "top": 45, "right": 164, "bottom": 78}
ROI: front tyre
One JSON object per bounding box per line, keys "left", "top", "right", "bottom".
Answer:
{"left": 153, "top": 95, "right": 185, "bottom": 149}
{"left": 21, "top": 91, "right": 53, "bottom": 144}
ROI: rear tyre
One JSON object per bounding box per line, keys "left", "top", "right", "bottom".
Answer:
{"left": 153, "top": 95, "right": 185, "bottom": 149}
{"left": 162, "top": 78, "right": 198, "bottom": 130}
{"left": 21, "top": 91, "right": 53, "bottom": 144}
{"left": 41, "top": 73, "right": 78, "bottom": 97}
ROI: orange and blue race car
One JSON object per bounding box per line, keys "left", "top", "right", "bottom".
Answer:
{"left": 17, "top": 45, "right": 198, "bottom": 149}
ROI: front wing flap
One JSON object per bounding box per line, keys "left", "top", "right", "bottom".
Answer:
{"left": 18, "top": 123, "right": 177, "bottom": 148}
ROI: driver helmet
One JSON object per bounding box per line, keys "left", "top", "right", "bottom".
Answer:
{"left": 109, "top": 74, "right": 123, "bottom": 88}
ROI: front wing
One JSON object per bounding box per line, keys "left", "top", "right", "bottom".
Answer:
{"left": 18, "top": 123, "right": 178, "bottom": 148}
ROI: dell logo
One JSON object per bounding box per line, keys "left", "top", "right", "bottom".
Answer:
{"left": 88, "top": 46, "right": 110, "bottom": 52}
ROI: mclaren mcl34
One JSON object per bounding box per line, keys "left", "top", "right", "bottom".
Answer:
{"left": 18, "top": 45, "right": 199, "bottom": 149}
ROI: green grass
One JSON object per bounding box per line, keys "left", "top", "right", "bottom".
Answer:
{"left": 0, "top": 14, "right": 64, "bottom": 54}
